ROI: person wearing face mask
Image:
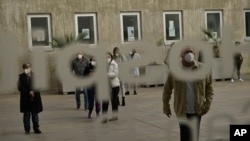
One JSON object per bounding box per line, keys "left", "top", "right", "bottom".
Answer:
{"left": 71, "top": 51, "right": 89, "bottom": 110}
{"left": 113, "top": 47, "right": 127, "bottom": 106}
{"left": 125, "top": 49, "right": 140, "bottom": 95}
{"left": 162, "top": 47, "right": 214, "bottom": 141}
{"left": 17, "top": 63, "right": 43, "bottom": 134}
{"left": 102, "top": 52, "right": 120, "bottom": 123}
{"left": 85, "top": 57, "right": 100, "bottom": 118}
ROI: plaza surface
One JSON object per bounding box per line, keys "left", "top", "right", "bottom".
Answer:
{"left": 0, "top": 75, "right": 250, "bottom": 141}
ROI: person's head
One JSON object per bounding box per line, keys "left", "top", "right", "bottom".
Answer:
{"left": 89, "top": 57, "right": 96, "bottom": 67}
{"left": 113, "top": 47, "right": 120, "bottom": 57}
{"left": 22, "top": 63, "right": 32, "bottom": 74}
{"left": 181, "top": 46, "right": 195, "bottom": 67}
{"left": 107, "top": 52, "right": 113, "bottom": 63}
{"left": 77, "top": 51, "right": 83, "bottom": 60}
{"left": 129, "top": 48, "right": 136, "bottom": 55}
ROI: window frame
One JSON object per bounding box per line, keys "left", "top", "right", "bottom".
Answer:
{"left": 27, "top": 14, "right": 52, "bottom": 50}
{"left": 74, "top": 13, "right": 98, "bottom": 45}
{"left": 205, "top": 10, "right": 223, "bottom": 39}
{"left": 244, "top": 10, "right": 250, "bottom": 40}
{"left": 163, "top": 11, "right": 183, "bottom": 44}
{"left": 120, "top": 12, "right": 141, "bottom": 44}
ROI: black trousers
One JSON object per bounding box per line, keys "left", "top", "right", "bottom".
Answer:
{"left": 102, "top": 86, "right": 120, "bottom": 114}
{"left": 179, "top": 113, "right": 201, "bottom": 141}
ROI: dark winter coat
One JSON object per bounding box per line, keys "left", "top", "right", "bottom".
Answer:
{"left": 71, "top": 58, "right": 89, "bottom": 76}
{"left": 18, "top": 73, "right": 43, "bottom": 113}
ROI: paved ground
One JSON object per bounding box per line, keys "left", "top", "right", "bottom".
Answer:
{"left": 0, "top": 75, "right": 250, "bottom": 141}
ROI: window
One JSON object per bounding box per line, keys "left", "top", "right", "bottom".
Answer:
{"left": 163, "top": 11, "right": 183, "bottom": 43}
{"left": 27, "top": 14, "right": 52, "bottom": 49}
{"left": 75, "top": 13, "right": 97, "bottom": 44}
{"left": 120, "top": 12, "right": 141, "bottom": 43}
{"left": 244, "top": 10, "right": 250, "bottom": 38}
{"left": 205, "top": 11, "right": 223, "bottom": 38}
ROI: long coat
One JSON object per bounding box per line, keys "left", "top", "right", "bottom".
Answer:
{"left": 18, "top": 73, "right": 43, "bottom": 113}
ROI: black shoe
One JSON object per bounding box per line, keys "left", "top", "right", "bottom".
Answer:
{"left": 125, "top": 91, "right": 130, "bottom": 95}
{"left": 77, "top": 105, "right": 80, "bottom": 110}
{"left": 122, "top": 97, "right": 125, "bottom": 106}
{"left": 102, "top": 118, "right": 108, "bottom": 123}
{"left": 25, "top": 131, "right": 30, "bottom": 135}
{"left": 34, "top": 129, "right": 42, "bottom": 134}
{"left": 134, "top": 91, "right": 137, "bottom": 95}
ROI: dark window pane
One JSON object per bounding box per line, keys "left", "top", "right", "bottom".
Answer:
{"left": 77, "top": 16, "right": 95, "bottom": 44}
{"left": 31, "top": 17, "right": 49, "bottom": 46}
{"left": 245, "top": 12, "right": 250, "bottom": 37}
{"left": 165, "top": 14, "right": 181, "bottom": 40}
{"left": 206, "top": 13, "right": 221, "bottom": 38}
{"left": 122, "top": 15, "right": 139, "bottom": 42}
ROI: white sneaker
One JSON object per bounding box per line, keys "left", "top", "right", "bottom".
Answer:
{"left": 239, "top": 78, "right": 244, "bottom": 81}
{"left": 231, "top": 79, "right": 234, "bottom": 82}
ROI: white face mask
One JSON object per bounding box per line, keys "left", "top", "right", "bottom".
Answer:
{"left": 78, "top": 54, "right": 83, "bottom": 59}
{"left": 129, "top": 51, "right": 133, "bottom": 55}
{"left": 91, "top": 61, "right": 96, "bottom": 66}
{"left": 184, "top": 52, "right": 195, "bottom": 63}
{"left": 107, "top": 58, "right": 111, "bottom": 63}
{"left": 115, "top": 53, "right": 119, "bottom": 57}
{"left": 24, "top": 68, "right": 31, "bottom": 74}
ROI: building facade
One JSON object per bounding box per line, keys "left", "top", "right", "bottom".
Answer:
{"left": 0, "top": 0, "right": 250, "bottom": 94}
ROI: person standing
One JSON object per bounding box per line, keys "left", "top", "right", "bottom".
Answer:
{"left": 163, "top": 47, "right": 214, "bottom": 141}
{"left": 113, "top": 47, "right": 127, "bottom": 106}
{"left": 125, "top": 49, "right": 140, "bottom": 95}
{"left": 86, "top": 57, "right": 100, "bottom": 118}
{"left": 231, "top": 41, "right": 244, "bottom": 82}
{"left": 18, "top": 63, "right": 43, "bottom": 134}
{"left": 102, "top": 52, "right": 120, "bottom": 123}
{"left": 71, "top": 51, "right": 89, "bottom": 110}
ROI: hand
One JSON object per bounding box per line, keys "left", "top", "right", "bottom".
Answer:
{"left": 29, "top": 91, "right": 34, "bottom": 98}
{"left": 166, "top": 113, "right": 171, "bottom": 118}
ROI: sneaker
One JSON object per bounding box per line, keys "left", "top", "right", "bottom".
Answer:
{"left": 34, "top": 129, "right": 42, "bottom": 134}
{"left": 239, "top": 78, "right": 244, "bottom": 81}
{"left": 231, "top": 79, "right": 234, "bottom": 82}
{"left": 109, "top": 116, "right": 118, "bottom": 121}
{"left": 25, "top": 131, "right": 30, "bottom": 135}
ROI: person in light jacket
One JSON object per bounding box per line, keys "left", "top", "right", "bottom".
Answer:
{"left": 102, "top": 52, "right": 120, "bottom": 123}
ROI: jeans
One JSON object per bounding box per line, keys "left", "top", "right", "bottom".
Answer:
{"left": 76, "top": 87, "right": 89, "bottom": 109}
{"left": 179, "top": 113, "right": 201, "bottom": 141}
{"left": 23, "top": 112, "right": 39, "bottom": 132}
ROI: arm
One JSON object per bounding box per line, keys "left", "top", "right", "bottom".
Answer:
{"left": 163, "top": 74, "right": 174, "bottom": 117}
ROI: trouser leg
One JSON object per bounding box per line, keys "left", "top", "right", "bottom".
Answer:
{"left": 23, "top": 112, "right": 31, "bottom": 132}
{"left": 75, "top": 87, "right": 81, "bottom": 108}
{"left": 83, "top": 88, "right": 89, "bottom": 110}
{"left": 111, "top": 86, "right": 120, "bottom": 113}
{"left": 32, "top": 112, "right": 39, "bottom": 131}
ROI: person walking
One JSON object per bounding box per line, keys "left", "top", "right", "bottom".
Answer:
{"left": 18, "top": 63, "right": 43, "bottom": 134}
{"left": 125, "top": 49, "right": 140, "bottom": 95}
{"left": 113, "top": 47, "right": 127, "bottom": 106}
{"left": 71, "top": 51, "right": 89, "bottom": 110}
{"left": 163, "top": 47, "right": 214, "bottom": 141}
{"left": 85, "top": 57, "right": 100, "bottom": 118}
{"left": 231, "top": 41, "right": 244, "bottom": 82}
{"left": 102, "top": 52, "right": 120, "bottom": 123}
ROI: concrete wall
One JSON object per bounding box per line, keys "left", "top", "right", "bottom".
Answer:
{"left": 0, "top": 0, "right": 250, "bottom": 94}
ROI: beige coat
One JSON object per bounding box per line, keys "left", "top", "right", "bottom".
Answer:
{"left": 162, "top": 61, "right": 214, "bottom": 118}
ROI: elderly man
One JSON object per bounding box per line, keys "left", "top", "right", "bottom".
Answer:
{"left": 163, "top": 47, "right": 214, "bottom": 141}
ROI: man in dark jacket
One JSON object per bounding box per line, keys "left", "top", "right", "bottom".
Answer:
{"left": 71, "top": 52, "right": 89, "bottom": 110}
{"left": 18, "top": 63, "right": 43, "bottom": 134}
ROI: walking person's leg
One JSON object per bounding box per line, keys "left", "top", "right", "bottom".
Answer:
{"left": 133, "top": 83, "right": 137, "bottom": 95}
{"left": 83, "top": 88, "right": 89, "bottom": 110}
{"left": 23, "top": 112, "right": 31, "bottom": 134}
{"left": 102, "top": 99, "right": 109, "bottom": 123}
{"left": 186, "top": 114, "right": 201, "bottom": 141}
{"left": 237, "top": 63, "right": 244, "bottom": 81}
{"left": 75, "top": 87, "right": 81, "bottom": 109}
{"left": 88, "top": 91, "right": 94, "bottom": 118}
{"left": 110, "top": 86, "right": 120, "bottom": 121}
{"left": 231, "top": 63, "right": 236, "bottom": 82}
{"left": 32, "top": 112, "right": 41, "bottom": 133}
